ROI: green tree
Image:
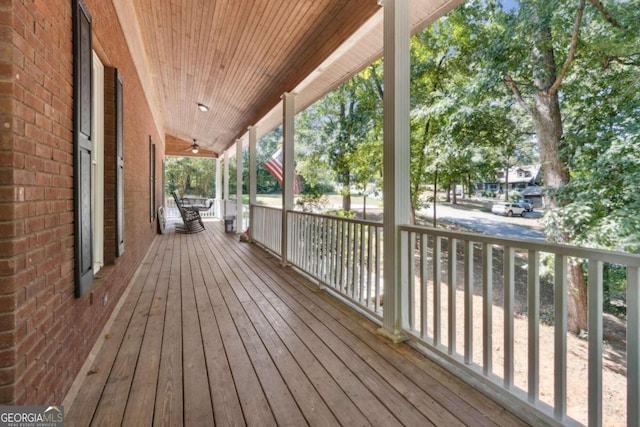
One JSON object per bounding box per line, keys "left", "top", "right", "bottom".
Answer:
{"left": 297, "top": 66, "right": 382, "bottom": 211}
{"left": 165, "top": 156, "right": 217, "bottom": 198}
{"left": 478, "top": 0, "right": 639, "bottom": 331}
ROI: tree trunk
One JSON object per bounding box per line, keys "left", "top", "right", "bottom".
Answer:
{"left": 409, "top": 199, "right": 416, "bottom": 225}
{"left": 433, "top": 167, "right": 438, "bottom": 228}
{"left": 504, "top": 165, "right": 509, "bottom": 201}
{"left": 532, "top": 93, "right": 570, "bottom": 208}
{"left": 502, "top": 7, "right": 589, "bottom": 333}
{"left": 342, "top": 192, "right": 351, "bottom": 212}
{"left": 342, "top": 173, "right": 352, "bottom": 211}
{"left": 567, "top": 259, "right": 588, "bottom": 333}
{"left": 451, "top": 179, "right": 458, "bottom": 204}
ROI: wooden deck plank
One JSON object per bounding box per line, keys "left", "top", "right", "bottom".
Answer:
{"left": 66, "top": 221, "right": 530, "bottom": 427}
{"left": 180, "top": 235, "right": 215, "bottom": 425}
{"left": 91, "top": 235, "right": 169, "bottom": 425}
{"left": 199, "top": 235, "right": 376, "bottom": 426}
{"left": 153, "top": 232, "right": 184, "bottom": 427}
{"left": 195, "top": 231, "right": 277, "bottom": 426}
{"left": 202, "top": 237, "right": 309, "bottom": 426}
{"left": 121, "top": 233, "right": 174, "bottom": 425}
{"left": 209, "top": 232, "right": 439, "bottom": 427}
{"left": 204, "top": 232, "right": 407, "bottom": 427}
{"left": 197, "top": 234, "right": 342, "bottom": 426}
{"left": 65, "top": 237, "right": 163, "bottom": 427}
{"left": 187, "top": 236, "right": 245, "bottom": 426}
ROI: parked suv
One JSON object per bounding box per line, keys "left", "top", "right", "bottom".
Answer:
{"left": 491, "top": 202, "right": 526, "bottom": 217}
{"left": 516, "top": 198, "right": 533, "bottom": 212}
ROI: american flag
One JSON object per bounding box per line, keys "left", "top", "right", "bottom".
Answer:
{"left": 263, "top": 147, "right": 301, "bottom": 194}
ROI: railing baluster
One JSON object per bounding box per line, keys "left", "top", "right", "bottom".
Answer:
{"left": 588, "top": 259, "right": 603, "bottom": 427}
{"left": 504, "top": 246, "right": 514, "bottom": 388}
{"left": 554, "top": 254, "right": 567, "bottom": 420}
{"left": 628, "top": 266, "right": 640, "bottom": 427}
{"left": 527, "top": 249, "right": 540, "bottom": 403}
{"left": 464, "top": 240, "right": 473, "bottom": 364}
{"left": 332, "top": 219, "right": 338, "bottom": 288}
{"left": 322, "top": 217, "right": 329, "bottom": 282}
{"left": 313, "top": 216, "right": 320, "bottom": 277}
{"left": 483, "top": 243, "right": 493, "bottom": 376}
{"left": 345, "top": 222, "right": 353, "bottom": 296}
{"left": 408, "top": 231, "right": 415, "bottom": 332}
{"left": 352, "top": 222, "right": 357, "bottom": 298}
{"left": 375, "top": 226, "right": 381, "bottom": 313}
{"left": 366, "top": 225, "right": 373, "bottom": 309}
{"left": 433, "top": 235, "right": 442, "bottom": 347}
{"left": 359, "top": 223, "right": 366, "bottom": 304}
{"left": 302, "top": 215, "right": 308, "bottom": 270}
{"left": 421, "top": 235, "right": 428, "bottom": 340}
{"left": 339, "top": 220, "right": 345, "bottom": 293}
{"left": 448, "top": 238, "right": 457, "bottom": 355}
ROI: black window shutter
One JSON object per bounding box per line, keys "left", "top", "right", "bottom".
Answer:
{"left": 116, "top": 72, "right": 125, "bottom": 256}
{"left": 73, "top": 0, "right": 93, "bottom": 297}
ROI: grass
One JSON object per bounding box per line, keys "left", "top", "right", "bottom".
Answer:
{"left": 250, "top": 193, "right": 384, "bottom": 209}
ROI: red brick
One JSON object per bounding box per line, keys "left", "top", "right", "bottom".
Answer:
{"left": 0, "top": 384, "right": 15, "bottom": 404}
{"left": 0, "top": 254, "right": 26, "bottom": 276}
{"left": 0, "top": 294, "right": 17, "bottom": 312}
{"left": 0, "top": 151, "right": 24, "bottom": 168}
{"left": 0, "top": 332, "right": 15, "bottom": 350}
{"left": 0, "top": 349, "right": 16, "bottom": 368}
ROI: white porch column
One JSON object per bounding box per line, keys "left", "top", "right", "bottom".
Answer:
{"left": 215, "top": 157, "right": 222, "bottom": 219}
{"left": 248, "top": 126, "right": 257, "bottom": 237}
{"left": 223, "top": 149, "right": 230, "bottom": 215}
{"left": 281, "top": 92, "right": 296, "bottom": 263}
{"left": 380, "top": 0, "right": 410, "bottom": 341}
{"left": 236, "top": 139, "right": 243, "bottom": 233}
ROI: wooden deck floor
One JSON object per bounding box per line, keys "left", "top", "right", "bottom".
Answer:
{"left": 65, "top": 220, "right": 528, "bottom": 426}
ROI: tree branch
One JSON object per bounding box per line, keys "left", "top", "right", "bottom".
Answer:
{"left": 549, "top": 0, "right": 586, "bottom": 95}
{"left": 504, "top": 74, "right": 532, "bottom": 115}
{"left": 603, "top": 54, "right": 640, "bottom": 69}
{"left": 587, "top": 0, "right": 624, "bottom": 28}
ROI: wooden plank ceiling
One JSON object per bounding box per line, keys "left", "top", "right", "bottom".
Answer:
{"left": 120, "top": 0, "right": 461, "bottom": 156}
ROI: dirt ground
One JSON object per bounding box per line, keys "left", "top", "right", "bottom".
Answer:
{"left": 354, "top": 204, "right": 627, "bottom": 426}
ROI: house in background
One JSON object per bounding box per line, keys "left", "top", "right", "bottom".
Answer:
{"left": 479, "top": 164, "right": 542, "bottom": 194}
{"left": 497, "top": 164, "right": 542, "bottom": 191}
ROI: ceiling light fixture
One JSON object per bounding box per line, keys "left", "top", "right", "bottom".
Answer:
{"left": 197, "top": 103, "right": 209, "bottom": 112}
{"left": 191, "top": 139, "right": 200, "bottom": 154}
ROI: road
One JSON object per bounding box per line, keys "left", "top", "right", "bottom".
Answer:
{"left": 419, "top": 202, "right": 545, "bottom": 240}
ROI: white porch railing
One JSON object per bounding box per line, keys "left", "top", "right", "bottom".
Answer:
{"left": 399, "top": 224, "right": 640, "bottom": 427}
{"left": 224, "top": 199, "right": 236, "bottom": 216}
{"left": 165, "top": 197, "right": 217, "bottom": 218}
{"left": 251, "top": 205, "right": 282, "bottom": 255}
{"left": 287, "top": 211, "right": 384, "bottom": 320}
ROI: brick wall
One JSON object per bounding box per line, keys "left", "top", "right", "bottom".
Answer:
{"left": 0, "top": 0, "right": 163, "bottom": 404}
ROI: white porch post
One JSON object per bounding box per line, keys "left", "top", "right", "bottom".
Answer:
{"left": 281, "top": 92, "right": 296, "bottom": 264}
{"left": 236, "top": 139, "right": 244, "bottom": 233}
{"left": 215, "top": 157, "right": 222, "bottom": 219}
{"left": 248, "top": 126, "right": 257, "bottom": 237}
{"left": 380, "top": 0, "right": 410, "bottom": 341}
{"left": 223, "top": 149, "right": 230, "bottom": 215}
